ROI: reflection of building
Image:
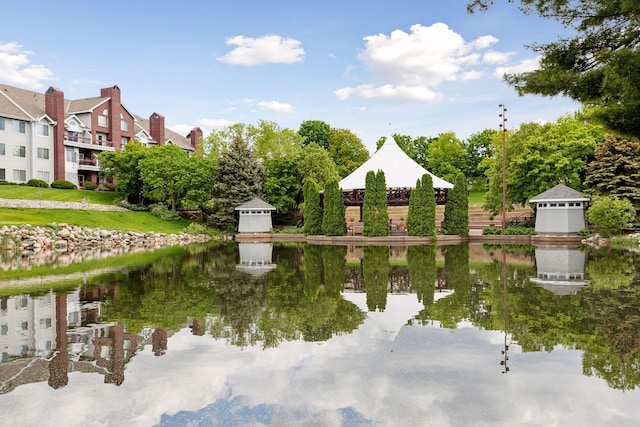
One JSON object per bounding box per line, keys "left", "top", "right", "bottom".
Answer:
{"left": 531, "top": 246, "right": 590, "bottom": 295}
{"left": 0, "top": 287, "right": 150, "bottom": 393}
{"left": 236, "top": 243, "right": 277, "bottom": 276}
{"left": 0, "top": 292, "right": 57, "bottom": 363}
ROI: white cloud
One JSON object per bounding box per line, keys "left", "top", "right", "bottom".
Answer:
{"left": 196, "top": 118, "right": 237, "bottom": 127}
{"left": 217, "top": 35, "right": 304, "bottom": 66}
{"left": 483, "top": 50, "right": 514, "bottom": 65}
{"left": 257, "top": 101, "right": 294, "bottom": 113}
{"left": 336, "top": 23, "right": 506, "bottom": 102}
{"left": 0, "top": 42, "right": 55, "bottom": 89}
{"left": 335, "top": 84, "right": 441, "bottom": 102}
{"left": 493, "top": 56, "right": 540, "bottom": 78}
{"left": 460, "top": 70, "right": 483, "bottom": 80}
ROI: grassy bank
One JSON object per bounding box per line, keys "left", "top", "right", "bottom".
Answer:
{"left": 0, "top": 208, "right": 190, "bottom": 234}
{"left": 0, "top": 184, "right": 194, "bottom": 233}
{"left": 0, "top": 184, "right": 122, "bottom": 205}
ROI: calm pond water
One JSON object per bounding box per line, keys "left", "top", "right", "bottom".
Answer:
{"left": 1, "top": 241, "right": 639, "bottom": 427}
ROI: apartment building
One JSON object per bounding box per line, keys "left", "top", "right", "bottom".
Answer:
{"left": 0, "top": 83, "right": 203, "bottom": 187}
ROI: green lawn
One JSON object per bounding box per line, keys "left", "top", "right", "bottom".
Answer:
{"left": 0, "top": 208, "right": 190, "bottom": 234}
{"left": 0, "top": 184, "right": 123, "bottom": 205}
{"left": 468, "top": 190, "right": 486, "bottom": 204}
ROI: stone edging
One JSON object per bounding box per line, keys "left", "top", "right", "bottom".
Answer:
{"left": 0, "top": 198, "right": 128, "bottom": 211}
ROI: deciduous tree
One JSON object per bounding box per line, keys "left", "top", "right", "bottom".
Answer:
{"left": 469, "top": 0, "right": 640, "bottom": 138}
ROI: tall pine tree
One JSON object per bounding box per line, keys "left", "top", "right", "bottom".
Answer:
{"left": 442, "top": 173, "right": 469, "bottom": 237}
{"left": 407, "top": 174, "right": 436, "bottom": 238}
{"left": 322, "top": 180, "right": 347, "bottom": 236}
{"left": 209, "top": 136, "right": 264, "bottom": 230}
{"left": 302, "top": 178, "right": 323, "bottom": 235}
{"left": 362, "top": 170, "right": 389, "bottom": 237}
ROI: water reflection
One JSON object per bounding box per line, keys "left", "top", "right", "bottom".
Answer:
{"left": 1, "top": 242, "right": 640, "bottom": 425}
{"left": 531, "top": 245, "right": 590, "bottom": 295}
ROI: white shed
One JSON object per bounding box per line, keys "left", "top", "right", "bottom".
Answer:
{"left": 529, "top": 184, "right": 589, "bottom": 233}
{"left": 236, "top": 197, "right": 276, "bottom": 233}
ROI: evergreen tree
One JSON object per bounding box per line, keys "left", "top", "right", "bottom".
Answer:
{"left": 584, "top": 135, "right": 640, "bottom": 210}
{"left": 302, "top": 178, "right": 323, "bottom": 235}
{"left": 442, "top": 173, "right": 469, "bottom": 237}
{"left": 362, "top": 171, "right": 376, "bottom": 237}
{"left": 375, "top": 171, "right": 390, "bottom": 236}
{"left": 407, "top": 174, "right": 436, "bottom": 238}
{"left": 208, "top": 136, "right": 264, "bottom": 230}
{"left": 322, "top": 180, "right": 347, "bottom": 236}
{"left": 362, "top": 170, "right": 389, "bottom": 237}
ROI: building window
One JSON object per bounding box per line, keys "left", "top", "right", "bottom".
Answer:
{"left": 37, "top": 123, "right": 49, "bottom": 137}
{"left": 37, "top": 171, "right": 49, "bottom": 182}
{"left": 0, "top": 118, "right": 4, "bottom": 130}
{"left": 13, "top": 169, "right": 26, "bottom": 182}
{"left": 121, "top": 120, "right": 129, "bottom": 131}
{"left": 98, "top": 115, "right": 108, "bottom": 127}
{"left": 13, "top": 120, "right": 26, "bottom": 133}
{"left": 66, "top": 148, "right": 77, "bottom": 162}
{"left": 0, "top": 168, "right": 5, "bottom": 180}
{"left": 39, "top": 318, "right": 52, "bottom": 329}
{"left": 0, "top": 143, "right": 4, "bottom": 155}
{"left": 37, "top": 147, "right": 49, "bottom": 159}
{"left": 14, "top": 145, "right": 26, "bottom": 157}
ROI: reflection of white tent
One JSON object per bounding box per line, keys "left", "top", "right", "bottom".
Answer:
{"left": 338, "top": 138, "right": 453, "bottom": 190}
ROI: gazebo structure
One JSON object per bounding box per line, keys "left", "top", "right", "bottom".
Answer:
{"left": 235, "top": 197, "right": 276, "bottom": 233}
{"left": 338, "top": 138, "right": 453, "bottom": 217}
{"left": 529, "top": 184, "right": 589, "bottom": 234}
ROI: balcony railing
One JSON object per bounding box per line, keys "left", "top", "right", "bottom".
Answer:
{"left": 65, "top": 134, "right": 114, "bottom": 147}
{"left": 79, "top": 158, "right": 98, "bottom": 167}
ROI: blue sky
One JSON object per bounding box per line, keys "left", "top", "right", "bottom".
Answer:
{"left": 0, "top": 0, "right": 580, "bottom": 151}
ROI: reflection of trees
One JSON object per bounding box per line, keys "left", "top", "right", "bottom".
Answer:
{"left": 587, "top": 247, "right": 635, "bottom": 289}
{"left": 429, "top": 244, "right": 470, "bottom": 328}
{"left": 580, "top": 285, "right": 640, "bottom": 390}
{"left": 100, "top": 244, "right": 221, "bottom": 332}
{"left": 363, "top": 246, "right": 390, "bottom": 312}
{"left": 407, "top": 245, "right": 436, "bottom": 324}
{"left": 208, "top": 244, "right": 364, "bottom": 349}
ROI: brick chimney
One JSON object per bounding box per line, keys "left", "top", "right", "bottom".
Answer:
{"left": 149, "top": 113, "right": 165, "bottom": 146}
{"left": 187, "top": 127, "right": 203, "bottom": 149}
{"left": 45, "top": 87, "right": 66, "bottom": 181}
{"left": 100, "top": 85, "right": 122, "bottom": 149}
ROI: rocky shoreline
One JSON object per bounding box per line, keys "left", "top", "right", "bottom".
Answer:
{"left": 1, "top": 223, "right": 211, "bottom": 255}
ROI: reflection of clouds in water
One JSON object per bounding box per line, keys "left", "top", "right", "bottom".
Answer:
{"left": 1, "top": 294, "right": 639, "bottom": 427}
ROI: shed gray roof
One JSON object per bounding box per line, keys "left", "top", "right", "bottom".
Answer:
{"left": 530, "top": 184, "right": 589, "bottom": 203}
{"left": 235, "top": 197, "right": 276, "bottom": 211}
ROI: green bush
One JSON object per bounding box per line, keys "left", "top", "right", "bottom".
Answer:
{"left": 184, "top": 222, "right": 210, "bottom": 235}
{"left": 482, "top": 225, "right": 534, "bottom": 235}
{"left": 587, "top": 195, "right": 635, "bottom": 237}
{"left": 101, "top": 183, "right": 116, "bottom": 192}
{"left": 0, "top": 180, "right": 9, "bottom": 185}
{"left": 50, "top": 180, "right": 77, "bottom": 190}
{"left": 119, "top": 200, "right": 149, "bottom": 211}
{"left": 27, "top": 179, "right": 49, "bottom": 188}
{"left": 149, "top": 203, "right": 181, "bottom": 221}
{"left": 81, "top": 182, "right": 98, "bottom": 191}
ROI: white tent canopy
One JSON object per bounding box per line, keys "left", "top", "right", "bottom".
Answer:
{"left": 338, "top": 138, "right": 453, "bottom": 191}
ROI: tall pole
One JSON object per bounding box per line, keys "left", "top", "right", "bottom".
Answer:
{"left": 499, "top": 104, "right": 507, "bottom": 232}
